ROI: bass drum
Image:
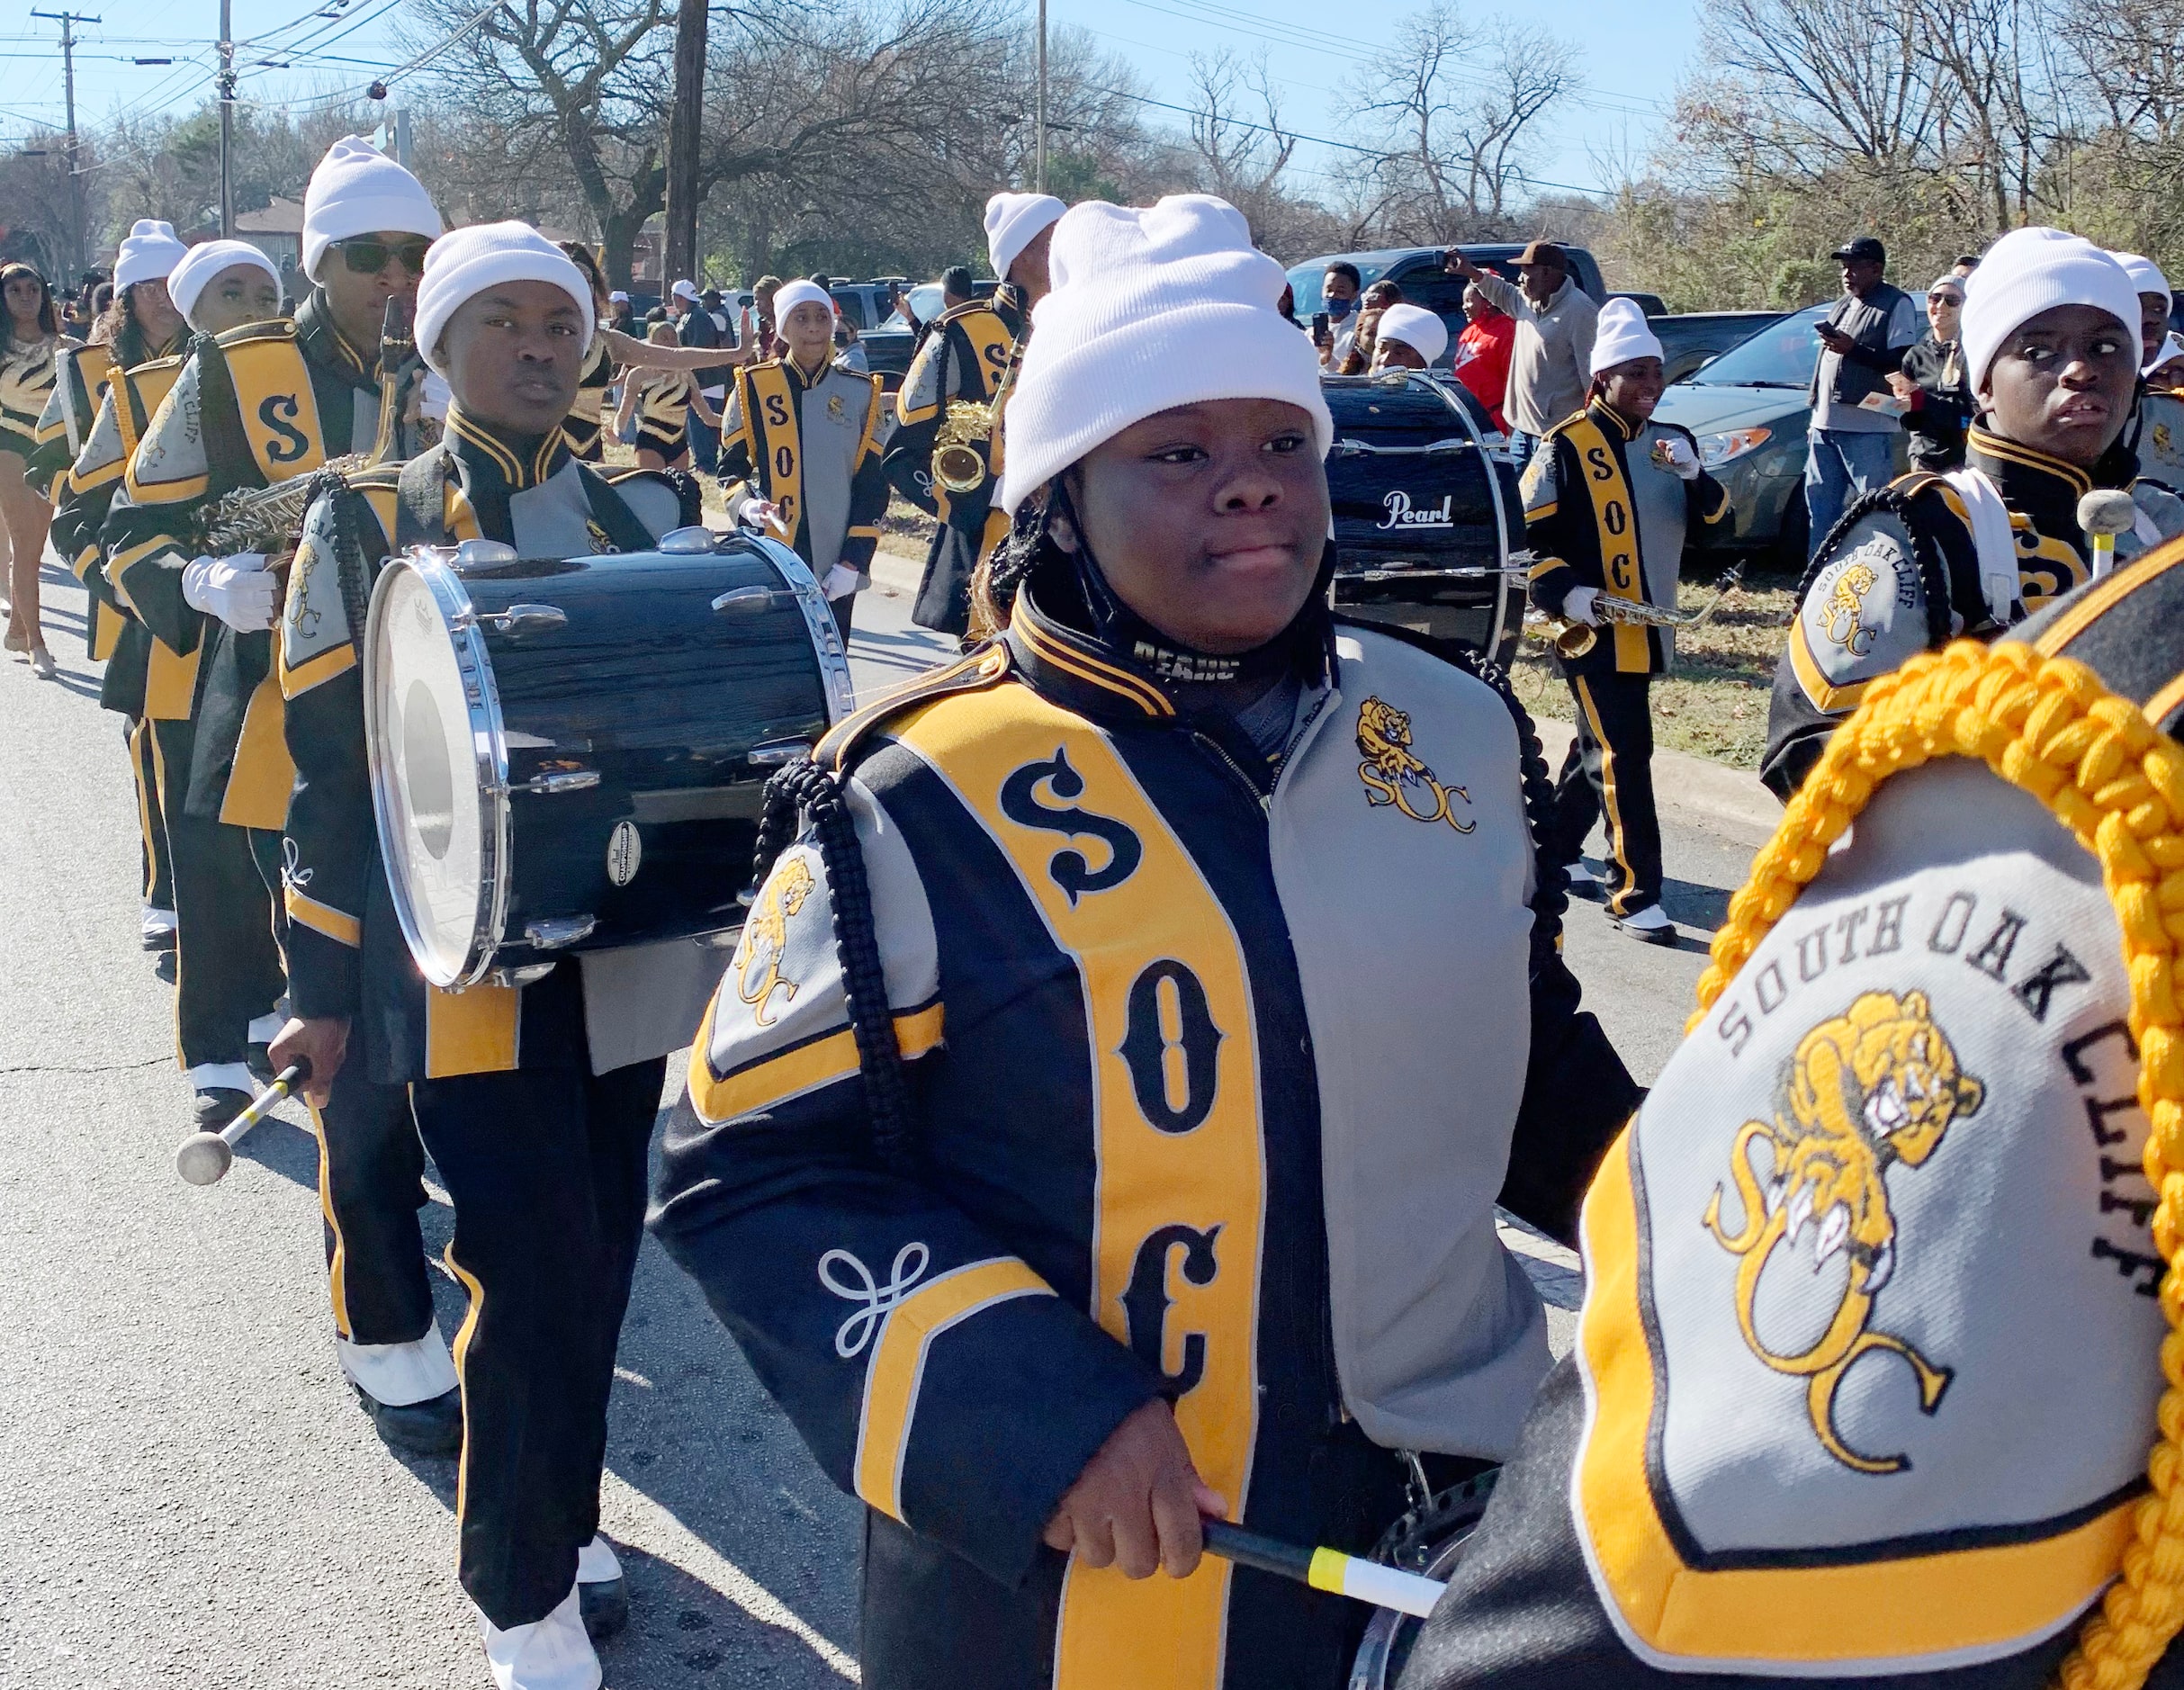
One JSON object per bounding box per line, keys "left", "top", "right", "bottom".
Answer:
{"left": 1347, "top": 1469, "right": 1497, "bottom": 1690}
{"left": 1325, "top": 372, "right": 1523, "bottom": 669}
{"left": 364, "top": 526, "right": 854, "bottom": 989}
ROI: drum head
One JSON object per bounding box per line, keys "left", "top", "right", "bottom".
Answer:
{"left": 365, "top": 555, "right": 507, "bottom": 987}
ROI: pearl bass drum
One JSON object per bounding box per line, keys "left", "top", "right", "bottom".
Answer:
{"left": 363, "top": 526, "right": 854, "bottom": 989}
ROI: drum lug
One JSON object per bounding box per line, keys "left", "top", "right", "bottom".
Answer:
{"left": 477, "top": 603, "right": 569, "bottom": 637}
{"left": 512, "top": 768, "right": 601, "bottom": 795}
{"left": 488, "top": 961, "right": 558, "bottom": 988}
{"left": 711, "top": 585, "right": 789, "bottom": 616}
{"left": 524, "top": 915, "right": 598, "bottom": 950}
{"left": 748, "top": 738, "right": 813, "bottom": 767}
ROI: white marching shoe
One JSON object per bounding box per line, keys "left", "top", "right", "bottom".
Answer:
{"left": 1611, "top": 903, "right": 1677, "bottom": 946}
{"left": 481, "top": 1585, "right": 601, "bottom": 1690}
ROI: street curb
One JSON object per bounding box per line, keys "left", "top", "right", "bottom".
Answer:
{"left": 874, "top": 542, "right": 1783, "bottom": 844}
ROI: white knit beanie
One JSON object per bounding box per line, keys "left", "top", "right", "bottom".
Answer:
{"left": 2113, "top": 252, "right": 2171, "bottom": 313}
{"left": 998, "top": 195, "right": 1332, "bottom": 517}
{"left": 985, "top": 192, "right": 1065, "bottom": 283}
{"left": 1961, "top": 228, "right": 2141, "bottom": 389}
{"left": 1589, "top": 296, "right": 1664, "bottom": 376}
{"left": 166, "top": 239, "right": 280, "bottom": 326}
{"left": 113, "top": 220, "right": 187, "bottom": 292}
{"left": 771, "top": 279, "right": 833, "bottom": 327}
{"left": 301, "top": 136, "right": 443, "bottom": 282}
{"left": 413, "top": 221, "right": 593, "bottom": 377}
{"left": 1375, "top": 302, "right": 1447, "bottom": 365}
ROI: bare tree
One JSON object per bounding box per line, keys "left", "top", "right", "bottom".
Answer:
{"left": 1343, "top": 6, "right": 1578, "bottom": 241}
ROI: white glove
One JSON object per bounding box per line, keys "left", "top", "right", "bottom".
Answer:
{"left": 822, "top": 564, "right": 861, "bottom": 601}
{"left": 181, "top": 553, "right": 279, "bottom": 633}
{"left": 737, "top": 497, "right": 777, "bottom": 531}
{"left": 1562, "top": 586, "right": 1601, "bottom": 626}
{"left": 1655, "top": 435, "right": 1702, "bottom": 481}
{"left": 418, "top": 372, "right": 451, "bottom": 422}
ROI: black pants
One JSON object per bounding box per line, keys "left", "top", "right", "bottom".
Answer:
{"left": 153, "top": 718, "right": 285, "bottom": 1073}
{"left": 309, "top": 1065, "right": 436, "bottom": 1349}
{"left": 412, "top": 1057, "right": 666, "bottom": 1628}
{"left": 831, "top": 587, "right": 858, "bottom": 641}
{"left": 129, "top": 717, "right": 174, "bottom": 911}
{"left": 1549, "top": 668, "right": 1662, "bottom": 918}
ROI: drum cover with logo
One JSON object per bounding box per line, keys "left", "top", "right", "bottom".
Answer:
{"left": 364, "top": 527, "right": 853, "bottom": 989}
{"left": 1325, "top": 372, "right": 1521, "bottom": 666}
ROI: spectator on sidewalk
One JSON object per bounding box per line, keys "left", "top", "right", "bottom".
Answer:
{"left": 1313, "top": 259, "right": 1363, "bottom": 369}
{"left": 1443, "top": 240, "right": 1598, "bottom": 469}
{"left": 1803, "top": 235, "right": 1920, "bottom": 557}
{"left": 670, "top": 277, "right": 731, "bottom": 474}
{"left": 1335, "top": 280, "right": 1405, "bottom": 374}
{"left": 1888, "top": 273, "right": 1973, "bottom": 473}
{"left": 1451, "top": 282, "right": 1516, "bottom": 431}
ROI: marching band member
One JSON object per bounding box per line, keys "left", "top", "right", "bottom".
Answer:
{"left": 718, "top": 276, "right": 891, "bottom": 636}
{"left": 612, "top": 321, "right": 721, "bottom": 471}
{"left": 1398, "top": 483, "right": 2184, "bottom": 1690}
{"left": 652, "top": 194, "right": 1637, "bottom": 1690}
{"left": 1523, "top": 298, "right": 1732, "bottom": 944}
{"left": 2116, "top": 251, "right": 2184, "bottom": 494}
{"left": 47, "top": 238, "right": 273, "bottom": 959}
{"left": 1764, "top": 229, "right": 2184, "bottom": 801}
{"left": 102, "top": 140, "right": 455, "bottom": 1465}
{"left": 2, "top": 260, "right": 69, "bottom": 676}
{"left": 555, "top": 240, "right": 739, "bottom": 462}
{"left": 885, "top": 190, "right": 1063, "bottom": 634}
{"left": 1371, "top": 302, "right": 1448, "bottom": 373}
{"left": 271, "top": 223, "right": 706, "bottom": 1690}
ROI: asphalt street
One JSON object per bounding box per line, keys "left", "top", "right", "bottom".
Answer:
{"left": 0, "top": 547, "right": 1770, "bottom": 1688}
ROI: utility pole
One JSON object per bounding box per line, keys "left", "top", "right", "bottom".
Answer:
{"left": 217, "top": 0, "right": 236, "bottom": 236}
{"left": 1035, "top": 0, "right": 1047, "bottom": 193}
{"left": 31, "top": 10, "right": 96, "bottom": 279}
{"left": 663, "top": 0, "right": 706, "bottom": 286}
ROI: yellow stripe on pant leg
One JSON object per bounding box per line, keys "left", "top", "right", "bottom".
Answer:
{"left": 306, "top": 1099, "right": 353, "bottom": 1339}
{"left": 130, "top": 719, "right": 160, "bottom": 905}
{"left": 1574, "top": 677, "right": 1634, "bottom": 915}
{"left": 149, "top": 723, "right": 185, "bottom": 1071}
{"left": 443, "top": 1228, "right": 487, "bottom": 1531}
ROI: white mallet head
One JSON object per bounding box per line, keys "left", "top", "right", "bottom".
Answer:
{"left": 175, "top": 1132, "right": 235, "bottom": 1186}
{"left": 2079, "top": 490, "right": 2138, "bottom": 538}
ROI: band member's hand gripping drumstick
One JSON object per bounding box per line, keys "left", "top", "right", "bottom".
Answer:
{"left": 174, "top": 1060, "right": 312, "bottom": 1187}
{"left": 1200, "top": 1520, "right": 1448, "bottom": 1618}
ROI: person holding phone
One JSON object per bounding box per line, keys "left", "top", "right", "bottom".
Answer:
{"left": 1444, "top": 242, "right": 1598, "bottom": 471}
{"left": 1314, "top": 259, "right": 1363, "bottom": 368}
{"left": 1802, "top": 236, "right": 1921, "bottom": 557}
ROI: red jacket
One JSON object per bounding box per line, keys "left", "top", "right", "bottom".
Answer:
{"left": 1452, "top": 312, "right": 1516, "bottom": 432}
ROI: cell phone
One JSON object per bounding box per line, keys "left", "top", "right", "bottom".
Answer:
{"left": 1312, "top": 311, "right": 1330, "bottom": 345}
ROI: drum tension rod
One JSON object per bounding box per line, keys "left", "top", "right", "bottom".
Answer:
{"left": 451, "top": 603, "right": 568, "bottom": 637}
{"left": 512, "top": 769, "right": 600, "bottom": 795}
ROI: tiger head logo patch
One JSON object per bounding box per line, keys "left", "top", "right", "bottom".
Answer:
{"left": 1354, "top": 697, "right": 1473, "bottom": 832}
{"left": 1703, "top": 989, "right": 1986, "bottom": 1474}
{"left": 586, "top": 517, "right": 620, "bottom": 554}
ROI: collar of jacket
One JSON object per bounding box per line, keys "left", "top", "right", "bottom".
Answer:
{"left": 445, "top": 404, "right": 570, "bottom": 493}
{"left": 1967, "top": 425, "right": 2105, "bottom": 506}
{"left": 1586, "top": 395, "right": 1640, "bottom": 441}
{"left": 1003, "top": 578, "right": 1180, "bottom": 722}
{"left": 992, "top": 283, "right": 1027, "bottom": 337}
{"left": 766, "top": 351, "right": 834, "bottom": 393}
{"left": 294, "top": 289, "right": 374, "bottom": 383}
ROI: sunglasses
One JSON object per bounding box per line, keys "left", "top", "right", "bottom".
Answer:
{"left": 336, "top": 237, "right": 432, "bottom": 276}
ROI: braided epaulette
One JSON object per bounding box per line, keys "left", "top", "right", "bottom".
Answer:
{"left": 1694, "top": 640, "right": 2184, "bottom": 1690}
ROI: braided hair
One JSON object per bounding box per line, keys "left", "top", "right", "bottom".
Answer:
{"left": 967, "top": 481, "right": 1062, "bottom": 642}
{"left": 746, "top": 760, "right": 917, "bottom": 1175}
{"left": 1793, "top": 481, "right": 1956, "bottom": 651}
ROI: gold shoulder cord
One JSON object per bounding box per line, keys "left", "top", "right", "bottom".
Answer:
{"left": 1692, "top": 638, "right": 2184, "bottom": 1689}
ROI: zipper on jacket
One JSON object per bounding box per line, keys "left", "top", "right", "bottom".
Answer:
{"left": 1191, "top": 730, "right": 1273, "bottom": 814}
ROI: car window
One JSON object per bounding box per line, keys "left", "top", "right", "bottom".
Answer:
{"left": 1686, "top": 304, "right": 1829, "bottom": 388}
{"left": 831, "top": 290, "right": 872, "bottom": 330}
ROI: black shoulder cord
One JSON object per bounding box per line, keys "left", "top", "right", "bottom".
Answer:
{"left": 748, "top": 759, "right": 917, "bottom": 1175}
{"left": 1793, "top": 481, "right": 1956, "bottom": 650}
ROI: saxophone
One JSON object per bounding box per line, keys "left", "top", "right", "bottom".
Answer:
{"left": 930, "top": 328, "right": 1028, "bottom": 498}
{"left": 1524, "top": 564, "right": 1746, "bottom": 659}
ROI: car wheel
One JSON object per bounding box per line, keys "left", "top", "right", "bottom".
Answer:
{"left": 1774, "top": 488, "right": 1811, "bottom": 573}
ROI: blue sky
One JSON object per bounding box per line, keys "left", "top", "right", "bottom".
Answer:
{"left": 2, "top": 0, "right": 1700, "bottom": 207}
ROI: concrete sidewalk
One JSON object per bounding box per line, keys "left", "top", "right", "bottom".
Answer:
{"left": 870, "top": 543, "right": 1785, "bottom": 849}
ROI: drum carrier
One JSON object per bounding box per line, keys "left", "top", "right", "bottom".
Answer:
{"left": 364, "top": 525, "right": 854, "bottom": 990}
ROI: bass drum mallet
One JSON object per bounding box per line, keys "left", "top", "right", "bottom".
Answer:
{"left": 175, "top": 1060, "right": 312, "bottom": 1187}
{"left": 2079, "top": 489, "right": 2139, "bottom": 577}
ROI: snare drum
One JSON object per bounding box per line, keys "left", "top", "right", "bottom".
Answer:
{"left": 1347, "top": 1469, "right": 1497, "bottom": 1690}
{"left": 364, "top": 526, "right": 854, "bottom": 989}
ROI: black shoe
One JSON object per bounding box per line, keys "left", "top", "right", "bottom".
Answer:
{"left": 355, "top": 1383, "right": 463, "bottom": 1459}
{"left": 140, "top": 926, "right": 177, "bottom": 953}
{"left": 193, "top": 1087, "right": 255, "bottom": 1131}
{"left": 247, "top": 1042, "right": 275, "bottom": 1085}
{"left": 579, "top": 1576, "right": 628, "bottom": 1641}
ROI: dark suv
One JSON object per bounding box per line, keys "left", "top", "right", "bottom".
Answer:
{"left": 1287, "top": 244, "right": 1608, "bottom": 376}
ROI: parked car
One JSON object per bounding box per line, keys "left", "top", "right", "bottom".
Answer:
{"left": 1612, "top": 290, "right": 1669, "bottom": 317}
{"left": 1650, "top": 310, "right": 1787, "bottom": 384}
{"left": 1286, "top": 244, "right": 1610, "bottom": 380}
{"left": 855, "top": 276, "right": 1001, "bottom": 391}
{"left": 1652, "top": 303, "right": 1906, "bottom": 566}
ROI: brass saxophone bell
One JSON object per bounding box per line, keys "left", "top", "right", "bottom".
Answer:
{"left": 933, "top": 442, "right": 988, "bottom": 495}
{"left": 932, "top": 399, "right": 994, "bottom": 495}
{"left": 1552, "top": 619, "right": 1598, "bottom": 659}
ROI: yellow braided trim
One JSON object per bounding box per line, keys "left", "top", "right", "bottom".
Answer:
{"left": 1691, "top": 639, "right": 2184, "bottom": 1690}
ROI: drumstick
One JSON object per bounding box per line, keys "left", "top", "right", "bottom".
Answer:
{"left": 1200, "top": 1520, "right": 1447, "bottom": 1619}
{"left": 174, "top": 1060, "right": 312, "bottom": 1187}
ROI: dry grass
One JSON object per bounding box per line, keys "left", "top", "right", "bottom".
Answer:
{"left": 1508, "top": 569, "right": 1797, "bottom": 770}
